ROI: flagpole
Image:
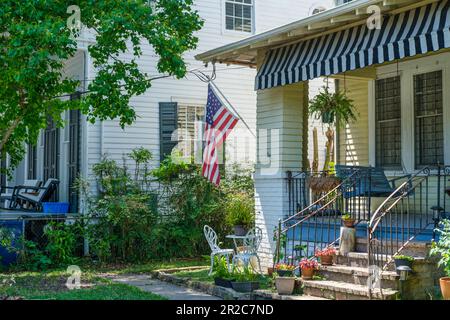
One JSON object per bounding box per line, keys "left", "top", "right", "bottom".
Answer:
{"left": 209, "top": 80, "right": 257, "bottom": 138}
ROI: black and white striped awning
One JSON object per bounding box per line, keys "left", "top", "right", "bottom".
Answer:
{"left": 256, "top": 0, "right": 450, "bottom": 90}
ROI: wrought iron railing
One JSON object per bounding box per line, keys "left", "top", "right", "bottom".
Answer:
{"left": 277, "top": 169, "right": 372, "bottom": 267}
{"left": 368, "top": 165, "right": 450, "bottom": 274}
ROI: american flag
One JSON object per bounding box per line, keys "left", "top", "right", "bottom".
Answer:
{"left": 202, "top": 84, "right": 239, "bottom": 186}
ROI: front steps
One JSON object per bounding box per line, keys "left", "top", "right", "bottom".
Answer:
{"left": 301, "top": 250, "right": 400, "bottom": 300}
{"left": 302, "top": 279, "right": 398, "bottom": 300}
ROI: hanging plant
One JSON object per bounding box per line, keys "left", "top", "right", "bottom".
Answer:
{"left": 307, "top": 85, "right": 358, "bottom": 185}
{"left": 308, "top": 86, "right": 358, "bottom": 129}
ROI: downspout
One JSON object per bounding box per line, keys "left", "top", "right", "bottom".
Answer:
{"left": 82, "top": 49, "right": 90, "bottom": 256}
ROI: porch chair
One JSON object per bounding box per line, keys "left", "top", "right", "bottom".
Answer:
{"left": 1, "top": 180, "right": 42, "bottom": 209}
{"left": 203, "top": 225, "right": 234, "bottom": 276}
{"left": 11, "top": 179, "right": 59, "bottom": 211}
{"left": 232, "top": 227, "right": 263, "bottom": 274}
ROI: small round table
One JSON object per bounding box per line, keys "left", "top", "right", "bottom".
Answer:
{"left": 226, "top": 234, "right": 255, "bottom": 253}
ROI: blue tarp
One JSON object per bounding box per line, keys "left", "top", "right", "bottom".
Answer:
{"left": 0, "top": 220, "right": 23, "bottom": 266}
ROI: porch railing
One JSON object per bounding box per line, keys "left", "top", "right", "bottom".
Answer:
{"left": 276, "top": 169, "right": 372, "bottom": 266}
{"left": 368, "top": 165, "right": 450, "bottom": 273}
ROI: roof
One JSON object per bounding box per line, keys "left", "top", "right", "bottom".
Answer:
{"left": 195, "top": 0, "right": 436, "bottom": 67}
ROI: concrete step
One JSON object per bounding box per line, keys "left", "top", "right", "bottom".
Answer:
{"left": 336, "top": 252, "right": 372, "bottom": 268}
{"left": 253, "top": 290, "right": 329, "bottom": 300}
{"left": 355, "top": 237, "right": 431, "bottom": 257}
{"left": 302, "top": 279, "right": 399, "bottom": 300}
{"left": 317, "top": 264, "right": 399, "bottom": 289}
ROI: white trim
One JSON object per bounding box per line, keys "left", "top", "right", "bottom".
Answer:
{"left": 221, "top": 0, "right": 255, "bottom": 36}
{"left": 368, "top": 79, "right": 375, "bottom": 167}
{"left": 371, "top": 52, "right": 450, "bottom": 172}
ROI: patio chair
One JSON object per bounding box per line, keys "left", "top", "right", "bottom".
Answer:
{"left": 203, "top": 225, "right": 234, "bottom": 276}
{"left": 11, "top": 179, "right": 59, "bottom": 211}
{"left": 232, "top": 227, "right": 263, "bottom": 274}
{"left": 1, "top": 180, "right": 42, "bottom": 209}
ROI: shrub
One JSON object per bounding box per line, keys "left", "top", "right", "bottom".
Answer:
{"left": 212, "top": 256, "right": 233, "bottom": 280}
{"left": 430, "top": 219, "right": 450, "bottom": 277}
{"left": 225, "top": 193, "right": 255, "bottom": 228}
{"left": 393, "top": 255, "right": 414, "bottom": 262}
{"left": 44, "top": 221, "right": 82, "bottom": 266}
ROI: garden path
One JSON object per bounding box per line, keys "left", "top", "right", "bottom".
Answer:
{"left": 107, "top": 274, "right": 221, "bottom": 300}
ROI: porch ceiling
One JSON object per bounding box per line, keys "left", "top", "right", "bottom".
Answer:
{"left": 195, "top": 0, "right": 438, "bottom": 68}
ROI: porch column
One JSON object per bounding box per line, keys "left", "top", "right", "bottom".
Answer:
{"left": 255, "top": 81, "right": 307, "bottom": 270}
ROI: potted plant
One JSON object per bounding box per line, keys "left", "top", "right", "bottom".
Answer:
{"left": 231, "top": 265, "right": 260, "bottom": 293}
{"left": 430, "top": 219, "right": 450, "bottom": 300}
{"left": 341, "top": 213, "right": 355, "bottom": 228}
{"left": 275, "top": 263, "right": 295, "bottom": 277}
{"left": 299, "top": 258, "right": 318, "bottom": 280}
{"left": 294, "top": 244, "right": 307, "bottom": 262}
{"left": 393, "top": 255, "right": 414, "bottom": 275}
{"left": 315, "top": 247, "right": 336, "bottom": 266}
{"left": 309, "top": 87, "right": 358, "bottom": 175}
{"left": 225, "top": 193, "right": 255, "bottom": 236}
{"left": 212, "top": 256, "right": 235, "bottom": 288}
{"left": 275, "top": 265, "right": 296, "bottom": 295}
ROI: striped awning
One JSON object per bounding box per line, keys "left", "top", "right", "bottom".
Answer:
{"left": 256, "top": 0, "right": 450, "bottom": 90}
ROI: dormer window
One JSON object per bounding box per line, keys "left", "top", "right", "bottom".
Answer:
{"left": 225, "top": 0, "right": 254, "bottom": 33}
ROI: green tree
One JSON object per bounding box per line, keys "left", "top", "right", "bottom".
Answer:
{"left": 0, "top": 0, "right": 203, "bottom": 171}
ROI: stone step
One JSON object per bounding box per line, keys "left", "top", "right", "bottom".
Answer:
{"left": 302, "top": 279, "right": 398, "bottom": 300}
{"left": 253, "top": 290, "right": 329, "bottom": 300}
{"left": 336, "top": 252, "right": 371, "bottom": 268}
{"left": 355, "top": 237, "right": 431, "bottom": 257}
{"left": 317, "top": 264, "right": 399, "bottom": 289}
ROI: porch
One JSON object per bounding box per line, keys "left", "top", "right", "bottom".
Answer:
{"left": 197, "top": 2, "right": 450, "bottom": 288}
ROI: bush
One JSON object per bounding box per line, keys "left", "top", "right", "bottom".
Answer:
{"left": 225, "top": 193, "right": 255, "bottom": 228}
{"left": 12, "top": 149, "right": 255, "bottom": 268}
{"left": 431, "top": 219, "right": 450, "bottom": 277}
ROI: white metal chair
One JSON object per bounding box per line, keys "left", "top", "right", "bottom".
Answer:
{"left": 232, "top": 227, "right": 263, "bottom": 274}
{"left": 203, "top": 225, "right": 234, "bottom": 276}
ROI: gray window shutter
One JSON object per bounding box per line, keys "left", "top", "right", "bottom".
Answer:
{"left": 159, "top": 102, "right": 178, "bottom": 161}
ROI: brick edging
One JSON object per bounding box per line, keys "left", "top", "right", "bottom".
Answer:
{"left": 150, "top": 269, "right": 252, "bottom": 300}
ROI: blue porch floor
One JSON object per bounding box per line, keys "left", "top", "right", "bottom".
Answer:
{"left": 286, "top": 220, "right": 436, "bottom": 244}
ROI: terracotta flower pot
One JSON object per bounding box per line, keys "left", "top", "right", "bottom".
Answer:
{"left": 275, "top": 277, "right": 296, "bottom": 295}
{"left": 301, "top": 267, "right": 315, "bottom": 280}
{"left": 267, "top": 267, "right": 274, "bottom": 277}
{"left": 319, "top": 255, "right": 334, "bottom": 266}
{"left": 440, "top": 277, "right": 450, "bottom": 300}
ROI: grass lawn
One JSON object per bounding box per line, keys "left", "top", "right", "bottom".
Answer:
{"left": 0, "top": 258, "right": 209, "bottom": 300}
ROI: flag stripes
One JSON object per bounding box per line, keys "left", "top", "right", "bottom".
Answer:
{"left": 202, "top": 85, "right": 239, "bottom": 185}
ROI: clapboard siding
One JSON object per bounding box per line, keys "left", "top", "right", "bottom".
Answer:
{"left": 75, "top": 0, "right": 333, "bottom": 183}
{"left": 338, "top": 78, "right": 370, "bottom": 166}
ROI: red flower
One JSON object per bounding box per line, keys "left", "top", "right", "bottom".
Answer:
{"left": 315, "top": 247, "right": 337, "bottom": 258}
{"left": 299, "top": 258, "right": 318, "bottom": 269}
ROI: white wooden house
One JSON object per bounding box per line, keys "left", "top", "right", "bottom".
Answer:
{"left": 197, "top": 0, "right": 450, "bottom": 299}
{"left": 1, "top": 0, "right": 333, "bottom": 210}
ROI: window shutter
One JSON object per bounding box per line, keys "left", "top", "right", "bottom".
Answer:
{"left": 0, "top": 157, "right": 6, "bottom": 190}
{"left": 159, "top": 102, "right": 178, "bottom": 161}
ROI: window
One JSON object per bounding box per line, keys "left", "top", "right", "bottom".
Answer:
{"left": 159, "top": 103, "right": 225, "bottom": 163}
{"left": 225, "top": 0, "right": 253, "bottom": 33}
{"left": 414, "top": 70, "right": 444, "bottom": 168}
{"left": 375, "top": 76, "right": 401, "bottom": 169}
{"left": 27, "top": 144, "right": 37, "bottom": 180}
{"left": 177, "top": 105, "right": 205, "bottom": 161}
